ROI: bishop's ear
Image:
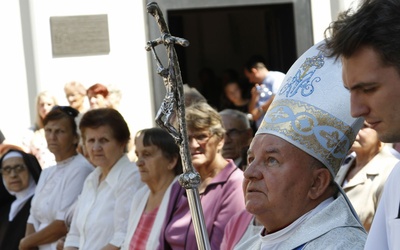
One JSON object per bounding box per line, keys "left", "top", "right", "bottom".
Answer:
{"left": 309, "top": 167, "right": 331, "bottom": 200}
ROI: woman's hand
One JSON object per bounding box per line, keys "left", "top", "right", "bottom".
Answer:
{"left": 19, "top": 237, "right": 37, "bottom": 250}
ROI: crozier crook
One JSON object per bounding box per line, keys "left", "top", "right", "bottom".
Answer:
{"left": 145, "top": 2, "right": 211, "bottom": 250}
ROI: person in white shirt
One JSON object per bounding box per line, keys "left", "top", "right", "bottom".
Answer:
{"left": 325, "top": 1, "right": 400, "bottom": 248}
{"left": 244, "top": 55, "right": 285, "bottom": 129}
{"left": 64, "top": 108, "right": 143, "bottom": 250}
{"left": 19, "top": 106, "right": 94, "bottom": 250}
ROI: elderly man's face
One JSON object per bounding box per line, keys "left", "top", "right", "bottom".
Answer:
{"left": 243, "top": 134, "right": 318, "bottom": 233}
{"left": 221, "top": 114, "right": 252, "bottom": 161}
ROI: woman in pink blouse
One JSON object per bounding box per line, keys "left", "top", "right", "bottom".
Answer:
{"left": 121, "top": 127, "right": 182, "bottom": 250}
{"left": 158, "top": 102, "right": 245, "bottom": 250}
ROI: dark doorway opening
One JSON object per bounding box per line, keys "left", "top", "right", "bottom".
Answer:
{"left": 168, "top": 3, "right": 297, "bottom": 109}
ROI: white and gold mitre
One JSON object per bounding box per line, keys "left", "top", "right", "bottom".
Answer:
{"left": 256, "top": 40, "right": 364, "bottom": 177}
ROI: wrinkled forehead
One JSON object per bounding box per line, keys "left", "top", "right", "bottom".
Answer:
{"left": 248, "top": 134, "right": 318, "bottom": 169}
{"left": 2, "top": 157, "right": 25, "bottom": 167}
{"left": 187, "top": 127, "right": 211, "bottom": 136}
{"left": 221, "top": 116, "right": 247, "bottom": 130}
{"left": 249, "top": 134, "right": 295, "bottom": 154}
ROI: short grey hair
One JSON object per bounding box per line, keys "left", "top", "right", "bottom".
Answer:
{"left": 219, "top": 109, "right": 251, "bottom": 129}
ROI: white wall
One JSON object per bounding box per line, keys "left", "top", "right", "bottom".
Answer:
{"left": 0, "top": 0, "right": 363, "bottom": 146}
{"left": 0, "top": 0, "right": 155, "bottom": 145}
{"left": 0, "top": 1, "right": 31, "bottom": 144}
{"left": 311, "top": 0, "right": 362, "bottom": 44}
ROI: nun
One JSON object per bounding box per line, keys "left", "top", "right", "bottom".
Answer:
{"left": 0, "top": 149, "right": 41, "bottom": 250}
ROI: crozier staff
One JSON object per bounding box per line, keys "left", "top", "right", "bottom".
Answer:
{"left": 145, "top": 2, "right": 210, "bottom": 249}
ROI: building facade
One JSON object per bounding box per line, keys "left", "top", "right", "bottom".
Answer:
{"left": 0, "top": 0, "right": 359, "bottom": 144}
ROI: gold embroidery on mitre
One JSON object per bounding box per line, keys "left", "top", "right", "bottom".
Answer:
{"left": 258, "top": 99, "right": 357, "bottom": 176}
{"left": 279, "top": 51, "right": 325, "bottom": 98}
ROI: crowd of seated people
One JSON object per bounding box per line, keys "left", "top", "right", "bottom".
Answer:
{"left": 4, "top": 40, "right": 400, "bottom": 250}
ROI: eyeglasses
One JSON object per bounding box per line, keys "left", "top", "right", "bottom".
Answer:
{"left": 188, "top": 133, "right": 214, "bottom": 144}
{"left": 225, "top": 128, "right": 247, "bottom": 139}
{"left": 0, "top": 164, "right": 27, "bottom": 176}
{"left": 52, "top": 105, "right": 79, "bottom": 118}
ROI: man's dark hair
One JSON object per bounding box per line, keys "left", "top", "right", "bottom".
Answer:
{"left": 244, "top": 55, "right": 267, "bottom": 72}
{"left": 324, "top": 0, "right": 400, "bottom": 73}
